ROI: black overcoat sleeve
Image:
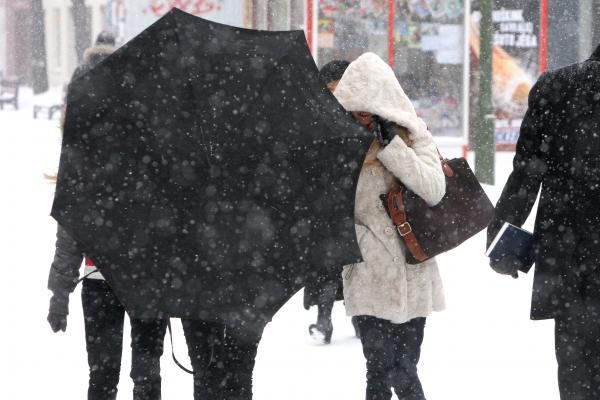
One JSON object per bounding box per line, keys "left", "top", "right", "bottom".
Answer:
{"left": 47, "top": 224, "right": 84, "bottom": 296}
{"left": 487, "top": 74, "right": 553, "bottom": 246}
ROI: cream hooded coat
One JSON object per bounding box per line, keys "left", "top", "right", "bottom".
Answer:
{"left": 334, "top": 53, "right": 446, "bottom": 324}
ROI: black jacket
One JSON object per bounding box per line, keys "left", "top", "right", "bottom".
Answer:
{"left": 47, "top": 44, "right": 114, "bottom": 308}
{"left": 488, "top": 45, "right": 600, "bottom": 320}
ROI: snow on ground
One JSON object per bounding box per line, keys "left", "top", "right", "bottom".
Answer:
{"left": 0, "top": 95, "right": 558, "bottom": 399}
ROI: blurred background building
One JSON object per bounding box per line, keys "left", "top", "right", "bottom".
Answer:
{"left": 0, "top": 0, "right": 599, "bottom": 146}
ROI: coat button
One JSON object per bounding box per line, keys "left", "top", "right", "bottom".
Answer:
{"left": 384, "top": 227, "right": 394, "bottom": 235}
{"left": 393, "top": 256, "right": 401, "bottom": 264}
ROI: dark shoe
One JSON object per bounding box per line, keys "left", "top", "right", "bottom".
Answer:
{"left": 308, "top": 322, "right": 333, "bottom": 344}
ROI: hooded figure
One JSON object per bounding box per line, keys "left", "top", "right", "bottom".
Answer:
{"left": 334, "top": 52, "right": 446, "bottom": 400}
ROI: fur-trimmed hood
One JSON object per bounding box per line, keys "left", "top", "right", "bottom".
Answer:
{"left": 83, "top": 44, "right": 115, "bottom": 67}
{"left": 333, "top": 52, "right": 430, "bottom": 141}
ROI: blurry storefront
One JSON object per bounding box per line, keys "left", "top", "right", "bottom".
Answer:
{"left": 310, "top": 0, "right": 600, "bottom": 149}
{"left": 3, "top": 0, "right": 35, "bottom": 83}
{"left": 469, "top": 0, "right": 540, "bottom": 151}
{"left": 43, "top": 0, "right": 110, "bottom": 88}
{"left": 469, "top": 0, "right": 600, "bottom": 151}
{"left": 117, "top": 1, "right": 306, "bottom": 42}
{"left": 313, "top": 0, "right": 468, "bottom": 148}
{"left": 120, "top": 0, "right": 251, "bottom": 41}
{"left": 0, "top": 0, "right": 6, "bottom": 75}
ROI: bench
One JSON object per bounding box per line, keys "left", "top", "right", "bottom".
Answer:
{"left": 0, "top": 78, "right": 19, "bottom": 110}
{"left": 33, "top": 84, "right": 67, "bottom": 119}
{"left": 33, "top": 103, "right": 63, "bottom": 119}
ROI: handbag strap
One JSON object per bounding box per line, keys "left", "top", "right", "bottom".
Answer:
{"left": 387, "top": 189, "right": 429, "bottom": 262}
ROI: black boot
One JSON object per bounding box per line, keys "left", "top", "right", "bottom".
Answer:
{"left": 308, "top": 320, "right": 333, "bottom": 344}
{"left": 309, "top": 303, "right": 333, "bottom": 344}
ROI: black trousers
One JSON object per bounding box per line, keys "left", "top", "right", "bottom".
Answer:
{"left": 555, "top": 312, "right": 600, "bottom": 399}
{"left": 81, "top": 279, "right": 168, "bottom": 400}
{"left": 182, "top": 319, "right": 261, "bottom": 400}
{"left": 355, "top": 316, "right": 426, "bottom": 400}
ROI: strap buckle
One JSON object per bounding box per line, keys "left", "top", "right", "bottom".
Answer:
{"left": 397, "top": 222, "right": 412, "bottom": 237}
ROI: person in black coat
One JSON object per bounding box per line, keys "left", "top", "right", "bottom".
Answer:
{"left": 487, "top": 44, "right": 600, "bottom": 400}
{"left": 47, "top": 31, "right": 168, "bottom": 400}
{"left": 303, "top": 59, "right": 360, "bottom": 343}
{"left": 48, "top": 226, "right": 168, "bottom": 400}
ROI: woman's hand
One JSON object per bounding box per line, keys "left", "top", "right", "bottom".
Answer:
{"left": 48, "top": 293, "right": 69, "bottom": 332}
{"left": 47, "top": 312, "right": 67, "bottom": 332}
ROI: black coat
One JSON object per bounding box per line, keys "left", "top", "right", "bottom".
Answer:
{"left": 488, "top": 45, "right": 600, "bottom": 320}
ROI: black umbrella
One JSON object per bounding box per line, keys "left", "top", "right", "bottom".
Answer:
{"left": 52, "top": 8, "right": 370, "bottom": 335}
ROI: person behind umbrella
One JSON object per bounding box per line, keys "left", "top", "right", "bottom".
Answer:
{"left": 487, "top": 44, "right": 600, "bottom": 399}
{"left": 70, "top": 30, "right": 116, "bottom": 84}
{"left": 303, "top": 59, "right": 361, "bottom": 344}
{"left": 46, "top": 30, "right": 168, "bottom": 400}
{"left": 332, "top": 52, "right": 446, "bottom": 400}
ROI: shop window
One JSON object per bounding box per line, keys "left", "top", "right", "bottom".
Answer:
{"left": 316, "top": 0, "right": 465, "bottom": 138}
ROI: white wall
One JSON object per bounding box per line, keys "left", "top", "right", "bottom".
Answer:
{"left": 123, "top": 0, "right": 247, "bottom": 42}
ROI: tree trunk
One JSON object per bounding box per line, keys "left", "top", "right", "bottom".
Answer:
{"left": 31, "top": 0, "right": 48, "bottom": 93}
{"left": 72, "top": 0, "right": 91, "bottom": 65}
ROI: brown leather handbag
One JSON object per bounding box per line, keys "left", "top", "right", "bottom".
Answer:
{"left": 381, "top": 157, "right": 494, "bottom": 265}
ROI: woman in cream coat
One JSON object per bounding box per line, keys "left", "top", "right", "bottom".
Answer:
{"left": 334, "top": 53, "right": 446, "bottom": 400}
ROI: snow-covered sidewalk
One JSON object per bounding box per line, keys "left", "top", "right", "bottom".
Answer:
{"left": 0, "top": 105, "right": 558, "bottom": 399}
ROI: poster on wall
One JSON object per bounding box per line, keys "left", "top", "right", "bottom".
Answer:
{"left": 393, "top": 0, "right": 464, "bottom": 138}
{"left": 123, "top": 0, "right": 245, "bottom": 41}
{"left": 317, "top": 0, "right": 388, "bottom": 65}
{"left": 470, "top": 0, "right": 539, "bottom": 151}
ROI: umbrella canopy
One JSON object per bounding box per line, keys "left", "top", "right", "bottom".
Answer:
{"left": 52, "top": 8, "right": 370, "bottom": 335}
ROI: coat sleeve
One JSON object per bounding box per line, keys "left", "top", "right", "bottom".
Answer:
{"left": 47, "top": 224, "right": 83, "bottom": 296}
{"left": 376, "top": 132, "right": 446, "bottom": 206}
{"left": 486, "top": 73, "right": 552, "bottom": 247}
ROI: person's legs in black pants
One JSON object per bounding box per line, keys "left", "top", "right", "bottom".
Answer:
{"left": 309, "top": 280, "right": 337, "bottom": 343}
{"left": 391, "top": 317, "right": 426, "bottom": 400}
{"left": 356, "top": 316, "right": 426, "bottom": 400}
{"left": 130, "top": 318, "right": 168, "bottom": 400}
{"left": 555, "top": 313, "right": 592, "bottom": 400}
{"left": 82, "top": 279, "right": 125, "bottom": 400}
{"left": 555, "top": 269, "right": 600, "bottom": 400}
{"left": 356, "top": 316, "right": 396, "bottom": 400}
{"left": 181, "top": 319, "right": 224, "bottom": 400}
{"left": 217, "top": 330, "right": 261, "bottom": 400}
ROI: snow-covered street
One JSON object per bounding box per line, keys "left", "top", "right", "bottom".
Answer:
{"left": 0, "top": 92, "right": 559, "bottom": 399}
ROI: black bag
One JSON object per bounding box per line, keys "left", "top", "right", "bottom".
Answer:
{"left": 381, "top": 157, "right": 494, "bottom": 264}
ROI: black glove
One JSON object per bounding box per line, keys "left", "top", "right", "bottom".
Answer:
{"left": 490, "top": 255, "right": 523, "bottom": 279}
{"left": 47, "top": 312, "right": 67, "bottom": 333}
{"left": 374, "top": 116, "right": 397, "bottom": 146}
{"left": 48, "top": 293, "right": 69, "bottom": 333}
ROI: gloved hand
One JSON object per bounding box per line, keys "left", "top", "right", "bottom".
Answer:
{"left": 490, "top": 255, "right": 523, "bottom": 279}
{"left": 374, "top": 116, "right": 397, "bottom": 146}
{"left": 48, "top": 293, "right": 69, "bottom": 333}
{"left": 47, "top": 312, "right": 67, "bottom": 332}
